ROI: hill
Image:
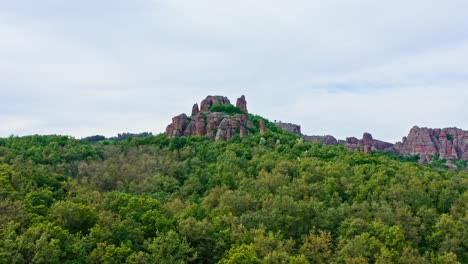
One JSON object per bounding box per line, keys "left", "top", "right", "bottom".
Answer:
{"left": 0, "top": 96, "right": 467, "bottom": 263}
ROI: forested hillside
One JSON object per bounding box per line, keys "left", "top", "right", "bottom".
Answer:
{"left": 0, "top": 120, "right": 466, "bottom": 263}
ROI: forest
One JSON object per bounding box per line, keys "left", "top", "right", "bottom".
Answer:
{"left": 0, "top": 117, "right": 466, "bottom": 263}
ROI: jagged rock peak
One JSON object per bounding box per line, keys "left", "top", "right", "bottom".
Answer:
{"left": 192, "top": 103, "right": 200, "bottom": 116}
{"left": 391, "top": 126, "right": 468, "bottom": 163}
{"left": 200, "top": 95, "right": 231, "bottom": 112}
{"left": 166, "top": 95, "right": 255, "bottom": 141}
{"left": 236, "top": 95, "right": 248, "bottom": 113}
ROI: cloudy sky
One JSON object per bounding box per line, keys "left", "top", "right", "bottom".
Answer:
{"left": 1, "top": 0, "right": 468, "bottom": 142}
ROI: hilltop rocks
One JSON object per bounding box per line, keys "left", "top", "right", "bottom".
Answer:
{"left": 236, "top": 95, "right": 248, "bottom": 113}
{"left": 303, "top": 135, "right": 338, "bottom": 145}
{"left": 200, "top": 96, "right": 231, "bottom": 112}
{"left": 192, "top": 103, "right": 200, "bottom": 116}
{"left": 303, "top": 132, "right": 393, "bottom": 154}
{"left": 392, "top": 126, "right": 468, "bottom": 163}
{"left": 341, "top": 133, "right": 393, "bottom": 154}
{"left": 166, "top": 96, "right": 254, "bottom": 141}
{"left": 275, "top": 122, "right": 301, "bottom": 135}
{"left": 166, "top": 114, "right": 190, "bottom": 137}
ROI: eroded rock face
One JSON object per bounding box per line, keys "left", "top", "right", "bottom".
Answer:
{"left": 200, "top": 96, "right": 231, "bottom": 112}
{"left": 275, "top": 122, "right": 301, "bottom": 135}
{"left": 260, "top": 119, "right": 265, "bottom": 135}
{"left": 306, "top": 133, "right": 393, "bottom": 154}
{"left": 192, "top": 103, "right": 200, "bottom": 116}
{"left": 236, "top": 95, "right": 248, "bottom": 113}
{"left": 392, "top": 126, "right": 468, "bottom": 162}
{"left": 166, "top": 96, "right": 254, "bottom": 141}
{"left": 165, "top": 114, "right": 189, "bottom": 137}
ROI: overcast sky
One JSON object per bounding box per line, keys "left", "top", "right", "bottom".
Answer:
{"left": 1, "top": 0, "right": 468, "bottom": 142}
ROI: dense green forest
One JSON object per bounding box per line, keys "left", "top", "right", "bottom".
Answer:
{"left": 0, "top": 118, "right": 466, "bottom": 263}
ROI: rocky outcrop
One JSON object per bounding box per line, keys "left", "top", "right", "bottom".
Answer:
{"left": 200, "top": 96, "right": 231, "bottom": 112}
{"left": 303, "top": 132, "right": 393, "bottom": 154}
{"left": 260, "top": 119, "right": 265, "bottom": 135}
{"left": 303, "top": 135, "right": 338, "bottom": 145}
{"left": 275, "top": 122, "right": 301, "bottom": 135}
{"left": 391, "top": 126, "right": 468, "bottom": 163}
{"left": 236, "top": 95, "right": 248, "bottom": 113}
{"left": 192, "top": 103, "right": 200, "bottom": 116}
{"left": 166, "top": 114, "right": 190, "bottom": 137}
{"left": 166, "top": 96, "right": 254, "bottom": 141}
{"left": 339, "top": 133, "right": 394, "bottom": 154}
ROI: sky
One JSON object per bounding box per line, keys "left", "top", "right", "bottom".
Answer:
{"left": 1, "top": 0, "right": 468, "bottom": 142}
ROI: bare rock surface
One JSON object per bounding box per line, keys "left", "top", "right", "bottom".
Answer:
{"left": 166, "top": 96, "right": 254, "bottom": 141}
{"left": 236, "top": 95, "right": 248, "bottom": 113}
{"left": 275, "top": 122, "right": 301, "bottom": 135}
{"left": 391, "top": 126, "right": 468, "bottom": 163}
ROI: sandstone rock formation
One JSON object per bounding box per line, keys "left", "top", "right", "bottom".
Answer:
{"left": 391, "top": 126, "right": 468, "bottom": 163}
{"left": 303, "top": 132, "right": 393, "bottom": 154}
{"left": 260, "top": 119, "right": 265, "bottom": 135}
{"left": 192, "top": 103, "right": 200, "bottom": 116}
{"left": 200, "top": 96, "right": 231, "bottom": 112}
{"left": 275, "top": 122, "right": 301, "bottom": 135}
{"left": 338, "top": 133, "right": 394, "bottom": 154}
{"left": 302, "top": 135, "right": 338, "bottom": 145}
{"left": 166, "top": 114, "right": 189, "bottom": 137}
{"left": 236, "top": 95, "right": 248, "bottom": 113}
{"left": 166, "top": 96, "right": 254, "bottom": 141}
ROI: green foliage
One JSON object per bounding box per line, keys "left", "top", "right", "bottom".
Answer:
{"left": 0, "top": 130, "right": 467, "bottom": 263}
{"left": 209, "top": 104, "right": 246, "bottom": 115}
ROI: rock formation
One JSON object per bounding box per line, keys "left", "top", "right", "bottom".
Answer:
{"left": 338, "top": 133, "right": 394, "bottom": 154}
{"left": 192, "top": 103, "right": 200, "bottom": 116}
{"left": 165, "top": 95, "right": 468, "bottom": 165}
{"left": 200, "top": 96, "right": 231, "bottom": 112}
{"left": 391, "top": 126, "right": 468, "bottom": 163}
{"left": 275, "top": 122, "right": 301, "bottom": 135}
{"left": 303, "top": 132, "right": 393, "bottom": 154}
{"left": 260, "top": 119, "right": 265, "bottom": 135}
{"left": 302, "top": 135, "right": 338, "bottom": 145}
{"left": 236, "top": 95, "right": 248, "bottom": 113}
{"left": 166, "top": 96, "right": 254, "bottom": 141}
{"left": 166, "top": 114, "right": 190, "bottom": 137}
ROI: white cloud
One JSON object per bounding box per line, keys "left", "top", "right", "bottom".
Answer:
{"left": 0, "top": 1, "right": 467, "bottom": 141}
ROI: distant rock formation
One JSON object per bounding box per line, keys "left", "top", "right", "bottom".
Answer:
{"left": 275, "top": 122, "right": 301, "bottom": 135}
{"left": 192, "top": 103, "right": 200, "bottom": 116}
{"left": 391, "top": 126, "right": 468, "bottom": 163}
{"left": 236, "top": 95, "right": 248, "bottom": 113}
{"left": 303, "top": 133, "right": 393, "bottom": 154}
{"left": 335, "top": 133, "right": 393, "bottom": 154}
{"left": 302, "top": 135, "right": 338, "bottom": 145}
{"left": 200, "top": 96, "right": 231, "bottom": 112}
{"left": 165, "top": 95, "right": 468, "bottom": 165}
{"left": 166, "top": 96, "right": 254, "bottom": 141}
